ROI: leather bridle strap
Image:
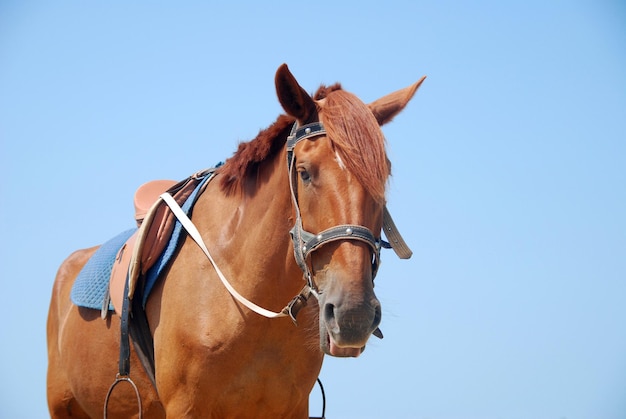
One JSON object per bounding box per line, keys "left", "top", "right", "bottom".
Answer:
{"left": 291, "top": 224, "right": 382, "bottom": 279}
{"left": 297, "top": 225, "right": 380, "bottom": 259}
{"left": 382, "top": 206, "right": 413, "bottom": 259}
{"left": 286, "top": 122, "right": 326, "bottom": 168}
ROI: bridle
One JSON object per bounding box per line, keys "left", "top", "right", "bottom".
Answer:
{"left": 286, "top": 121, "right": 383, "bottom": 295}
{"left": 159, "top": 120, "right": 412, "bottom": 323}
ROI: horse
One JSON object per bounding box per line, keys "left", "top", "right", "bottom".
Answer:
{"left": 47, "top": 63, "right": 425, "bottom": 418}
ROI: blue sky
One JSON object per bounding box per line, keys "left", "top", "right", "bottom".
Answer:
{"left": 1, "top": 1, "right": 625, "bottom": 418}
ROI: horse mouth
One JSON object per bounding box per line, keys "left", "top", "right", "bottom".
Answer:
{"left": 324, "top": 332, "right": 365, "bottom": 358}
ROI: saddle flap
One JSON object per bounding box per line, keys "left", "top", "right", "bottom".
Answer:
{"left": 139, "top": 174, "right": 209, "bottom": 273}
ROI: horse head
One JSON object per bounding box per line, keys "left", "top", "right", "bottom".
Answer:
{"left": 275, "top": 64, "right": 425, "bottom": 357}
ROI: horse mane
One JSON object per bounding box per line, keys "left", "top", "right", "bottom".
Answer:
{"left": 218, "top": 113, "right": 295, "bottom": 195}
{"left": 218, "top": 83, "right": 390, "bottom": 203}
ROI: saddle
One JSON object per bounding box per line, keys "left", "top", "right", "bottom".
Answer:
{"left": 107, "top": 169, "right": 216, "bottom": 316}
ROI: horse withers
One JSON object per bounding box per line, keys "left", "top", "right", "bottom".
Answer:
{"left": 47, "top": 64, "right": 425, "bottom": 418}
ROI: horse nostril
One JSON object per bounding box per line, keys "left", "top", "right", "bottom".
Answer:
{"left": 324, "top": 303, "right": 339, "bottom": 334}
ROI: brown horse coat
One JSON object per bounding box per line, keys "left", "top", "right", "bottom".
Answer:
{"left": 47, "top": 64, "right": 425, "bottom": 418}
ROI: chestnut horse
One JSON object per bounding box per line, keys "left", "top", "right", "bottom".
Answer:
{"left": 47, "top": 64, "right": 425, "bottom": 418}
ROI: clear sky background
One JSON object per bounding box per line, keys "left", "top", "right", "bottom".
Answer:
{"left": 1, "top": 1, "right": 625, "bottom": 418}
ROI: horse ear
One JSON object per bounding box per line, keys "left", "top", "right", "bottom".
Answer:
{"left": 275, "top": 64, "right": 316, "bottom": 122}
{"left": 368, "top": 76, "right": 427, "bottom": 126}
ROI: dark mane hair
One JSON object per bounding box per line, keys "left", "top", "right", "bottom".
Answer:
{"left": 218, "top": 113, "right": 294, "bottom": 194}
{"left": 218, "top": 83, "right": 390, "bottom": 202}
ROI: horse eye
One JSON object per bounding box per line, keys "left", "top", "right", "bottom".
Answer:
{"left": 299, "top": 169, "right": 311, "bottom": 183}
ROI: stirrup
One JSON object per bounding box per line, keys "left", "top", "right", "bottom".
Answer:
{"left": 104, "top": 374, "right": 142, "bottom": 419}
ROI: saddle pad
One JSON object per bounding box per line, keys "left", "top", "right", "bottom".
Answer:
{"left": 71, "top": 229, "right": 137, "bottom": 310}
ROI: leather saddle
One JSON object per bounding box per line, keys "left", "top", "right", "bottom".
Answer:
{"left": 107, "top": 170, "right": 215, "bottom": 315}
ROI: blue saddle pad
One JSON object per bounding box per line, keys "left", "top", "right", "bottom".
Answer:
{"left": 71, "top": 228, "right": 136, "bottom": 310}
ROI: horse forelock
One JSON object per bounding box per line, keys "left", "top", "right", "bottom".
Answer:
{"left": 319, "top": 89, "right": 390, "bottom": 204}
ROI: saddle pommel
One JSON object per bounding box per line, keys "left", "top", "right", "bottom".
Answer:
{"left": 134, "top": 180, "right": 177, "bottom": 226}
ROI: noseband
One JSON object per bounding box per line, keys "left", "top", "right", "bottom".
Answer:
{"left": 286, "top": 122, "right": 382, "bottom": 294}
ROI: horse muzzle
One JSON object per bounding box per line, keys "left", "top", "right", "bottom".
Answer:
{"left": 319, "top": 294, "right": 382, "bottom": 357}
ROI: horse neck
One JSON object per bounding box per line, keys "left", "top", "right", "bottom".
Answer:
{"left": 241, "top": 147, "right": 295, "bottom": 257}
{"left": 200, "top": 147, "right": 304, "bottom": 304}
